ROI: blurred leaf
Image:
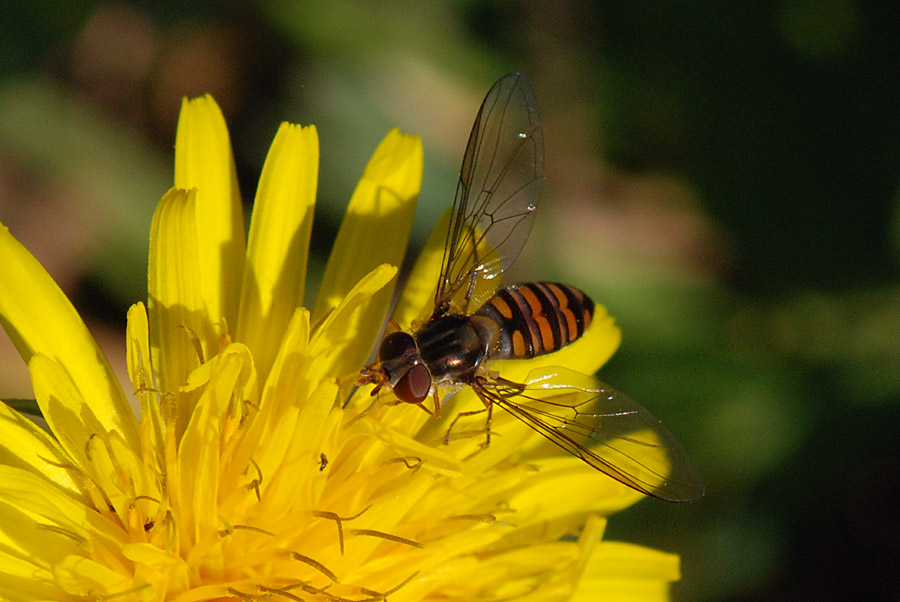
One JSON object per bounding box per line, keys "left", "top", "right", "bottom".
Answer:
{"left": 762, "top": 287, "right": 900, "bottom": 403}
{"left": 0, "top": 77, "right": 169, "bottom": 302}
{"left": 4, "top": 398, "right": 40, "bottom": 417}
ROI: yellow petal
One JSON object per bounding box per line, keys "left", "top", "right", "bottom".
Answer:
{"left": 148, "top": 187, "right": 204, "bottom": 433}
{"left": 28, "top": 354, "right": 145, "bottom": 517}
{"left": 181, "top": 342, "right": 258, "bottom": 406}
{"left": 437, "top": 540, "right": 579, "bottom": 599}
{"left": 572, "top": 541, "right": 680, "bottom": 602}
{"left": 220, "top": 307, "right": 312, "bottom": 516}
{"left": 501, "top": 457, "right": 646, "bottom": 523}
{"left": 55, "top": 553, "right": 131, "bottom": 597}
{"left": 0, "top": 465, "right": 129, "bottom": 567}
{"left": 126, "top": 302, "right": 166, "bottom": 471}
{"left": 581, "top": 577, "right": 667, "bottom": 601}
{"left": 0, "top": 223, "right": 136, "bottom": 447}
{"left": 174, "top": 344, "right": 257, "bottom": 536}
{"left": 313, "top": 129, "right": 422, "bottom": 353}
{"left": 353, "top": 413, "right": 464, "bottom": 476}
{"left": 260, "top": 306, "right": 310, "bottom": 416}
{"left": 174, "top": 94, "right": 246, "bottom": 346}
{"left": 125, "top": 301, "right": 153, "bottom": 394}
{"left": 28, "top": 355, "right": 95, "bottom": 477}
{"left": 259, "top": 379, "right": 340, "bottom": 513}
{"left": 0, "top": 467, "right": 91, "bottom": 562}
{"left": 391, "top": 209, "right": 449, "bottom": 329}
{"left": 307, "top": 263, "right": 397, "bottom": 391}
{"left": 174, "top": 352, "right": 243, "bottom": 541}
{"left": 590, "top": 541, "right": 680, "bottom": 580}
{"left": 0, "top": 400, "right": 85, "bottom": 497}
{"left": 0, "top": 547, "right": 55, "bottom": 590}
{"left": 237, "top": 122, "right": 318, "bottom": 379}
{"left": 574, "top": 514, "right": 607, "bottom": 568}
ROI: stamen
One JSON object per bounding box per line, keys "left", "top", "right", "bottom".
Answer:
{"left": 37, "top": 524, "right": 87, "bottom": 546}
{"left": 218, "top": 517, "right": 276, "bottom": 538}
{"left": 218, "top": 515, "right": 234, "bottom": 537}
{"left": 446, "top": 513, "right": 496, "bottom": 523}
{"left": 341, "top": 507, "right": 372, "bottom": 521}
{"left": 131, "top": 384, "right": 168, "bottom": 409}
{"left": 130, "top": 345, "right": 152, "bottom": 391}
{"left": 358, "top": 571, "right": 419, "bottom": 600}
{"left": 84, "top": 433, "right": 139, "bottom": 520}
{"left": 84, "top": 433, "right": 98, "bottom": 461}
{"left": 227, "top": 586, "right": 262, "bottom": 602}
{"left": 36, "top": 455, "right": 76, "bottom": 469}
{"left": 131, "top": 494, "right": 160, "bottom": 532}
{"left": 244, "top": 458, "right": 263, "bottom": 501}
{"left": 383, "top": 456, "right": 423, "bottom": 471}
{"left": 347, "top": 529, "right": 423, "bottom": 549}
{"left": 445, "top": 513, "right": 516, "bottom": 528}
{"left": 178, "top": 324, "right": 205, "bottom": 363}
{"left": 258, "top": 585, "right": 307, "bottom": 602}
{"left": 264, "top": 582, "right": 366, "bottom": 602}
{"left": 286, "top": 551, "right": 339, "bottom": 583}
{"left": 233, "top": 525, "right": 276, "bottom": 537}
{"left": 312, "top": 511, "right": 345, "bottom": 555}
{"left": 218, "top": 317, "right": 232, "bottom": 350}
{"left": 311, "top": 506, "right": 374, "bottom": 556}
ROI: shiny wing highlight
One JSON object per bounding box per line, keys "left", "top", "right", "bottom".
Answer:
{"left": 433, "top": 72, "right": 544, "bottom": 317}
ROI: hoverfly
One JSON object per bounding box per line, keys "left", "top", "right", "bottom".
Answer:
{"left": 359, "top": 73, "right": 704, "bottom": 503}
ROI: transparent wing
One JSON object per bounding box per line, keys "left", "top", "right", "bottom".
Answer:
{"left": 476, "top": 369, "right": 705, "bottom": 503}
{"left": 433, "top": 72, "right": 544, "bottom": 317}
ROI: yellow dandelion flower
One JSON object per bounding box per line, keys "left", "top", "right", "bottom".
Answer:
{"left": 0, "top": 94, "right": 683, "bottom": 602}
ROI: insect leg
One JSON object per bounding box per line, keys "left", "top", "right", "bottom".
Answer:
{"left": 483, "top": 396, "right": 494, "bottom": 447}
{"left": 344, "top": 393, "right": 399, "bottom": 429}
{"left": 443, "top": 407, "right": 488, "bottom": 445}
{"left": 432, "top": 389, "right": 442, "bottom": 417}
{"left": 413, "top": 399, "right": 438, "bottom": 417}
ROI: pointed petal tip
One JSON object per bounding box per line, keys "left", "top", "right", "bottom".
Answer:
{"left": 363, "top": 129, "right": 423, "bottom": 183}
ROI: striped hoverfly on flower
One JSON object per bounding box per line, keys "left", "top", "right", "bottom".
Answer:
{"left": 358, "top": 73, "right": 704, "bottom": 503}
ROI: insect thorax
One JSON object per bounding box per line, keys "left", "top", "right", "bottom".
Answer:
{"left": 415, "top": 314, "right": 490, "bottom": 381}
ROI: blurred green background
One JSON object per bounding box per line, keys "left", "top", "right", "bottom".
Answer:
{"left": 1, "top": 2, "right": 898, "bottom": 600}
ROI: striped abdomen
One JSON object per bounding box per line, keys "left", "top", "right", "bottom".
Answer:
{"left": 475, "top": 282, "right": 595, "bottom": 360}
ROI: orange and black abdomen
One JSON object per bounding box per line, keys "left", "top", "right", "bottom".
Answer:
{"left": 475, "top": 282, "right": 595, "bottom": 360}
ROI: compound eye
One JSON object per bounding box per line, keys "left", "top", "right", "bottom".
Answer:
{"left": 394, "top": 363, "right": 431, "bottom": 404}
{"left": 379, "top": 332, "right": 416, "bottom": 361}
